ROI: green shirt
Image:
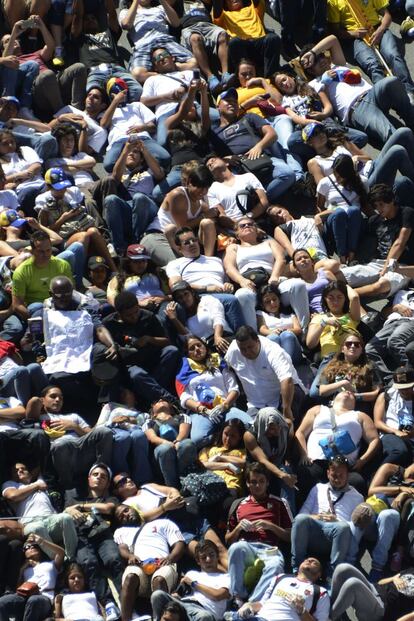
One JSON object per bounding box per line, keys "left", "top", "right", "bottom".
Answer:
{"left": 12, "top": 256, "right": 73, "bottom": 306}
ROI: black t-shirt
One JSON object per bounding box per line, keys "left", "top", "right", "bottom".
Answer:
{"left": 209, "top": 113, "right": 269, "bottom": 156}
{"left": 181, "top": 0, "right": 212, "bottom": 28}
{"left": 103, "top": 308, "right": 167, "bottom": 370}
{"left": 77, "top": 28, "right": 121, "bottom": 68}
{"left": 376, "top": 569, "right": 414, "bottom": 621}
{"left": 64, "top": 489, "right": 119, "bottom": 536}
{"left": 368, "top": 205, "right": 414, "bottom": 264}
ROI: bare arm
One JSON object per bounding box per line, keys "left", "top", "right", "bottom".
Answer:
{"left": 120, "top": 0, "right": 139, "bottom": 29}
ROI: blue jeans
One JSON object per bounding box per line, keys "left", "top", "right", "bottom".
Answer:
{"left": 291, "top": 514, "right": 352, "bottom": 574}
{"left": 368, "top": 126, "right": 414, "bottom": 186}
{"left": 58, "top": 241, "right": 86, "bottom": 290}
{"left": 16, "top": 183, "right": 46, "bottom": 216}
{"left": 190, "top": 406, "right": 253, "bottom": 446}
{"left": 0, "top": 60, "right": 39, "bottom": 107}
{"left": 87, "top": 64, "right": 143, "bottom": 102}
{"left": 380, "top": 433, "right": 413, "bottom": 466}
{"left": 153, "top": 165, "right": 183, "bottom": 204}
{"left": 111, "top": 427, "right": 153, "bottom": 484}
{"left": 228, "top": 541, "right": 285, "bottom": 600}
{"left": 154, "top": 438, "right": 198, "bottom": 487}
{"left": 1, "top": 363, "right": 48, "bottom": 406}
{"left": 210, "top": 293, "right": 246, "bottom": 332}
{"left": 127, "top": 345, "right": 181, "bottom": 406}
{"left": 349, "top": 509, "right": 400, "bottom": 570}
{"left": 103, "top": 192, "right": 158, "bottom": 254}
{"left": 309, "top": 353, "right": 334, "bottom": 399}
{"left": 103, "top": 136, "right": 171, "bottom": 172}
{"left": 270, "top": 114, "right": 294, "bottom": 149}
{"left": 0, "top": 593, "right": 52, "bottom": 621}
{"left": 325, "top": 207, "right": 362, "bottom": 258}
{"left": 267, "top": 331, "right": 303, "bottom": 364}
{"left": 353, "top": 29, "right": 414, "bottom": 92}
{"left": 152, "top": 590, "right": 215, "bottom": 621}
{"left": 406, "top": 0, "right": 414, "bottom": 16}
{"left": 351, "top": 76, "right": 414, "bottom": 147}
{"left": 13, "top": 131, "right": 58, "bottom": 161}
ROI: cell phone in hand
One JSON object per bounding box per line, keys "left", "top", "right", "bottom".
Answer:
{"left": 260, "top": 93, "right": 271, "bottom": 100}
{"left": 21, "top": 18, "right": 37, "bottom": 30}
{"left": 193, "top": 69, "right": 200, "bottom": 80}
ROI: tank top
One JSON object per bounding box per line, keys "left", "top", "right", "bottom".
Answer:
{"left": 306, "top": 269, "right": 330, "bottom": 313}
{"left": 236, "top": 240, "right": 274, "bottom": 274}
{"left": 156, "top": 187, "right": 202, "bottom": 232}
{"left": 307, "top": 405, "right": 362, "bottom": 464}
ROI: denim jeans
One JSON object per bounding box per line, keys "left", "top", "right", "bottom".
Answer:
{"left": 351, "top": 76, "right": 414, "bottom": 147}
{"left": 59, "top": 241, "right": 86, "bottom": 290}
{"left": 0, "top": 314, "right": 25, "bottom": 343}
{"left": 228, "top": 541, "right": 284, "bottom": 600}
{"left": 127, "top": 345, "right": 181, "bottom": 406}
{"left": 353, "top": 29, "right": 414, "bottom": 93}
{"left": 267, "top": 331, "right": 303, "bottom": 364}
{"left": 228, "top": 33, "right": 281, "bottom": 77}
{"left": 23, "top": 512, "right": 78, "bottom": 560}
{"left": 368, "top": 126, "right": 414, "bottom": 187}
{"left": 76, "top": 534, "right": 123, "bottom": 603}
{"left": 291, "top": 514, "right": 352, "bottom": 574}
{"left": 103, "top": 192, "right": 159, "bottom": 253}
{"left": 406, "top": 0, "right": 414, "bottom": 16}
{"left": 151, "top": 590, "right": 215, "bottom": 621}
{"left": 13, "top": 131, "right": 58, "bottom": 161}
{"left": 87, "top": 64, "right": 143, "bottom": 102}
{"left": 349, "top": 509, "right": 400, "bottom": 570}
{"left": 325, "top": 207, "right": 362, "bottom": 257}
{"left": 330, "top": 564, "right": 384, "bottom": 621}
{"left": 309, "top": 353, "right": 335, "bottom": 399}
{"left": 190, "top": 406, "right": 253, "bottom": 447}
{"left": 267, "top": 149, "right": 299, "bottom": 202}
{"left": 103, "top": 136, "right": 171, "bottom": 172}
{"left": 0, "top": 593, "right": 52, "bottom": 621}
{"left": 380, "top": 433, "right": 413, "bottom": 466}
{"left": 365, "top": 318, "right": 414, "bottom": 382}
{"left": 1, "top": 363, "right": 48, "bottom": 406}
{"left": 153, "top": 165, "right": 183, "bottom": 204}
{"left": 270, "top": 114, "right": 294, "bottom": 149}
{"left": 276, "top": 0, "right": 326, "bottom": 41}
{"left": 154, "top": 438, "right": 198, "bottom": 487}
{"left": 111, "top": 426, "right": 153, "bottom": 484}
{"left": 210, "top": 293, "right": 246, "bottom": 332}
{"left": 0, "top": 60, "right": 39, "bottom": 107}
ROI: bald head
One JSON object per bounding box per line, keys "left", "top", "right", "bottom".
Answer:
{"left": 50, "top": 276, "right": 74, "bottom": 309}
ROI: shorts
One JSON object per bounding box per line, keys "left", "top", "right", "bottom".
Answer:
{"left": 179, "top": 517, "right": 210, "bottom": 544}
{"left": 122, "top": 563, "right": 178, "bottom": 597}
{"left": 129, "top": 34, "right": 193, "bottom": 70}
{"left": 342, "top": 259, "right": 411, "bottom": 296}
{"left": 181, "top": 22, "right": 227, "bottom": 52}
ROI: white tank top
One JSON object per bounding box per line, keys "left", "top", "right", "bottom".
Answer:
{"left": 307, "top": 405, "right": 362, "bottom": 464}
{"left": 236, "top": 240, "right": 275, "bottom": 274}
{"left": 157, "top": 186, "right": 202, "bottom": 232}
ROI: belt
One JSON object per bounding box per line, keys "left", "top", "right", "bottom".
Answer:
{"left": 348, "top": 92, "right": 368, "bottom": 122}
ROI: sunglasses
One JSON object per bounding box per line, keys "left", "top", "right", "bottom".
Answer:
{"left": 344, "top": 341, "right": 362, "bottom": 349}
{"left": 181, "top": 238, "right": 199, "bottom": 246}
{"left": 23, "top": 543, "right": 39, "bottom": 551}
{"left": 238, "top": 222, "right": 256, "bottom": 229}
{"left": 153, "top": 51, "right": 171, "bottom": 62}
{"left": 114, "top": 475, "right": 130, "bottom": 489}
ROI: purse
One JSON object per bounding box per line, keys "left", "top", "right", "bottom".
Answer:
{"left": 16, "top": 581, "right": 39, "bottom": 598}
{"left": 318, "top": 407, "right": 357, "bottom": 460}
{"left": 242, "top": 267, "right": 270, "bottom": 288}
{"left": 180, "top": 471, "right": 228, "bottom": 507}
{"left": 237, "top": 118, "right": 273, "bottom": 181}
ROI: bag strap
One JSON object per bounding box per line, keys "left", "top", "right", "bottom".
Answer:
{"left": 165, "top": 73, "right": 189, "bottom": 89}
{"left": 327, "top": 488, "right": 345, "bottom": 515}
{"left": 129, "top": 522, "right": 146, "bottom": 554}
{"left": 328, "top": 175, "right": 353, "bottom": 206}
{"left": 329, "top": 407, "right": 338, "bottom": 433}
{"left": 179, "top": 257, "right": 198, "bottom": 279}
{"left": 310, "top": 584, "right": 321, "bottom": 616}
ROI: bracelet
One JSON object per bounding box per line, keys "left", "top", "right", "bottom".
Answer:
{"left": 191, "top": 580, "right": 198, "bottom": 589}
{"left": 320, "top": 318, "right": 327, "bottom": 327}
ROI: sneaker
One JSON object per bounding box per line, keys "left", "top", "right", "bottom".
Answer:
{"left": 390, "top": 551, "right": 403, "bottom": 572}
{"left": 105, "top": 600, "right": 120, "bottom": 621}
{"left": 401, "top": 16, "right": 414, "bottom": 37}
{"left": 221, "top": 71, "right": 235, "bottom": 86}
{"left": 19, "top": 107, "right": 39, "bottom": 121}
{"left": 208, "top": 75, "right": 221, "bottom": 92}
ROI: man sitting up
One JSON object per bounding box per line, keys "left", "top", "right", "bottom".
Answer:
{"left": 226, "top": 463, "right": 292, "bottom": 606}
{"left": 114, "top": 503, "right": 186, "bottom": 621}
{"left": 151, "top": 540, "right": 231, "bottom": 621}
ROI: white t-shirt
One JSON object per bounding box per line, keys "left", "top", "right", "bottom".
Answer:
{"left": 225, "top": 335, "right": 305, "bottom": 409}
{"left": 317, "top": 175, "right": 368, "bottom": 213}
{"left": 180, "top": 366, "right": 239, "bottom": 409}
{"left": 35, "top": 186, "right": 85, "bottom": 212}
{"left": 257, "top": 310, "right": 295, "bottom": 331}
{"left": 183, "top": 570, "right": 230, "bottom": 620}
{"left": 300, "top": 482, "right": 363, "bottom": 523}
{"left": 259, "top": 574, "right": 330, "bottom": 621}
{"left": 124, "top": 486, "right": 167, "bottom": 513}
{"left": 187, "top": 294, "right": 231, "bottom": 339}
{"left": 385, "top": 289, "right": 414, "bottom": 324}
{"left": 39, "top": 412, "right": 90, "bottom": 439}
{"left": 309, "top": 66, "right": 371, "bottom": 123}
{"left": 2, "top": 146, "right": 44, "bottom": 191}
{"left": 54, "top": 105, "right": 107, "bottom": 153}
{"left": 279, "top": 216, "right": 327, "bottom": 258}
{"left": 208, "top": 172, "right": 264, "bottom": 221}
{"left": 0, "top": 189, "right": 19, "bottom": 210}
{"left": 23, "top": 560, "right": 58, "bottom": 600}
{"left": 108, "top": 102, "right": 156, "bottom": 147}
{"left": 306, "top": 406, "right": 362, "bottom": 463}
{"left": 2, "top": 478, "right": 55, "bottom": 524}
{"left": 313, "top": 145, "right": 372, "bottom": 178}
{"left": 62, "top": 592, "right": 102, "bottom": 620}
{"left": 0, "top": 396, "right": 23, "bottom": 431}
{"left": 166, "top": 255, "right": 226, "bottom": 288}
{"left": 46, "top": 154, "right": 94, "bottom": 187}
{"left": 114, "top": 518, "right": 184, "bottom": 561}
{"left": 141, "top": 71, "right": 194, "bottom": 119}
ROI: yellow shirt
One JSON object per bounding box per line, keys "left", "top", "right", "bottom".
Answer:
{"left": 198, "top": 446, "right": 246, "bottom": 494}
{"left": 214, "top": 0, "right": 265, "bottom": 39}
{"left": 310, "top": 312, "right": 359, "bottom": 358}
{"left": 327, "top": 0, "right": 388, "bottom": 29}
{"left": 237, "top": 83, "right": 269, "bottom": 118}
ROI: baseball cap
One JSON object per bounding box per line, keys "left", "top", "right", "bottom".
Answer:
{"left": 44, "top": 167, "right": 72, "bottom": 190}
{"left": 106, "top": 77, "right": 129, "bottom": 97}
{"left": 126, "top": 244, "right": 151, "bottom": 261}
{"left": 302, "top": 122, "right": 324, "bottom": 143}
{"left": 1, "top": 96, "right": 20, "bottom": 109}
{"left": 88, "top": 255, "right": 109, "bottom": 270}
{"left": 393, "top": 366, "right": 414, "bottom": 389}
{"left": 0, "top": 209, "right": 26, "bottom": 228}
{"left": 171, "top": 280, "right": 191, "bottom": 294}
{"left": 351, "top": 502, "right": 375, "bottom": 528}
{"left": 217, "top": 88, "right": 238, "bottom": 104}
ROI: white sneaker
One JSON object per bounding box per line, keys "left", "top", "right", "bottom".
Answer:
{"left": 19, "top": 107, "right": 39, "bottom": 121}
{"left": 105, "top": 600, "right": 120, "bottom": 621}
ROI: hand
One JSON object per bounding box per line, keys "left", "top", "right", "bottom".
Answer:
{"left": 165, "top": 301, "right": 178, "bottom": 320}
{"left": 314, "top": 214, "right": 323, "bottom": 228}
{"left": 340, "top": 379, "right": 355, "bottom": 392}
{"left": 349, "top": 28, "right": 368, "bottom": 39}
{"left": 30, "top": 15, "right": 43, "bottom": 28}
{"left": 199, "top": 78, "right": 208, "bottom": 93}
{"left": 251, "top": 519, "right": 273, "bottom": 531}
{"left": 299, "top": 50, "right": 316, "bottom": 69}
{"left": 391, "top": 493, "right": 409, "bottom": 510}
{"left": 280, "top": 471, "right": 297, "bottom": 488}
{"left": 35, "top": 480, "right": 48, "bottom": 491}
{"left": 204, "top": 207, "right": 219, "bottom": 218}
{"left": 128, "top": 553, "right": 141, "bottom": 565}
{"left": 209, "top": 404, "right": 226, "bottom": 423}
{"left": 246, "top": 77, "right": 265, "bottom": 88}
{"left": 245, "top": 145, "right": 263, "bottom": 160}
{"left": 370, "top": 27, "right": 385, "bottom": 46}
{"left": 223, "top": 282, "right": 234, "bottom": 293}
{"left": 65, "top": 506, "right": 85, "bottom": 522}
{"left": 1, "top": 55, "right": 19, "bottom": 70}
{"left": 324, "top": 316, "right": 341, "bottom": 328}
{"left": 306, "top": 112, "right": 324, "bottom": 120}
{"left": 105, "top": 343, "right": 119, "bottom": 360}
{"left": 61, "top": 207, "right": 83, "bottom": 222}
{"left": 395, "top": 429, "right": 410, "bottom": 438}
{"left": 238, "top": 277, "right": 256, "bottom": 291}
{"left": 180, "top": 575, "right": 193, "bottom": 586}
{"left": 12, "top": 20, "right": 26, "bottom": 35}
{"left": 393, "top": 304, "right": 412, "bottom": 317}
{"left": 317, "top": 512, "right": 337, "bottom": 522}
{"left": 26, "top": 533, "right": 43, "bottom": 545}
{"left": 214, "top": 335, "right": 230, "bottom": 354}
{"left": 159, "top": 556, "right": 172, "bottom": 567}
{"left": 113, "top": 89, "right": 128, "bottom": 105}
{"left": 126, "top": 126, "right": 144, "bottom": 136}
{"left": 49, "top": 418, "right": 77, "bottom": 432}
{"left": 163, "top": 495, "right": 185, "bottom": 511}
{"left": 239, "top": 604, "right": 254, "bottom": 619}
{"left": 25, "top": 217, "right": 40, "bottom": 229}
{"left": 352, "top": 459, "right": 364, "bottom": 472}
{"left": 239, "top": 518, "right": 254, "bottom": 531}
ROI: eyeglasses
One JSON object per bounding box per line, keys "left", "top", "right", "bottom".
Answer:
{"left": 114, "top": 475, "right": 130, "bottom": 489}
{"left": 153, "top": 51, "right": 171, "bottom": 62}
{"left": 344, "top": 341, "right": 362, "bottom": 349}
{"left": 181, "top": 238, "right": 199, "bottom": 246}
{"left": 238, "top": 222, "right": 256, "bottom": 229}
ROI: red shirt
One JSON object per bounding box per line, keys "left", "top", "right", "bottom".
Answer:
{"left": 228, "top": 494, "right": 292, "bottom": 546}
{"left": 19, "top": 51, "right": 48, "bottom": 73}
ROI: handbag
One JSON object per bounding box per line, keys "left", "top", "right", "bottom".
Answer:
{"left": 237, "top": 118, "right": 273, "bottom": 181}
{"left": 242, "top": 267, "right": 269, "bottom": 288}
{"left": 180, "top": 471, "right": 228, "bottom": 507}
{"left": 16, "top": 581, "right": 39, "bottom": 598}
{"left": 318, "top": 407, "right": 357, "bottom": 460}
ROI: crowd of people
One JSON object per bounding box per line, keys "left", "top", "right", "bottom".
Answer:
{"left": 2, "top": 0, "right": 414, "bottom": 620}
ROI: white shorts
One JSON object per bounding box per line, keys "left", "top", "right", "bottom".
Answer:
{"left": 122, "top": 564, "right": 178, "bottom": 597}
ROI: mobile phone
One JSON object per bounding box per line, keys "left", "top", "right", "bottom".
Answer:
{"left": 260, "top": 93, "right": 271, "bottom": 100}
{"left": 128, "top": 134, "right": 141, "bottom": 144}
{"left": 21, "top": 18, "right": 36, "bottom": 30}
{"left": 193, "top": 69, "right": 200, "bottom": 80}
{"left": 28, "top": 317, "right": 43, "bottom": 336}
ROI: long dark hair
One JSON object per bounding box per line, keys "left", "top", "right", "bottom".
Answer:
{"left": 321, "top": 281, "right": 350, "bottom": 314}
{"left": 332, "top": 154, "right": 368, "bottom": 210}
{"left": 0, "top": 129, "right": 22, "bottom": 163}
{"left": 114, "top": 256, "right": 157, "bottom": 293}
{"left": 211, "top": 417, "right": 246, "bottom": 449}
{"left": 184, "top": 334, "right": 219, "bottom": 374}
